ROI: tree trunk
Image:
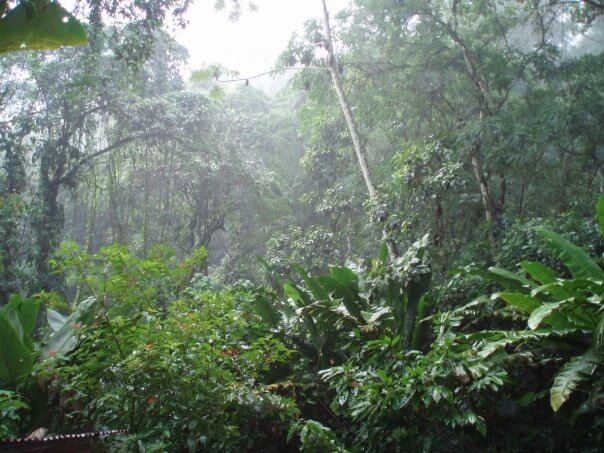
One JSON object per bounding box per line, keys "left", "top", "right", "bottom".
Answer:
{"left": 0, "top": 139, "right": 26, "bottom": 303}
{"left": 470, "top": 141, "right": 497, "bottom": 249}
{"left": 432, "top": 12, "right": 500, "bottom": 250}
{"left": 321, "top": 0, "right": 397, "bottom": 260}
{"left": 143, "top": 146, "right": 150, "bottom": 256}
{"left": 33, "top": 157, "right": 63, "bottom": 291}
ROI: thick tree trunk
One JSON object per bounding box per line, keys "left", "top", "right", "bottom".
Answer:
{"left": 33, "top": 160, "right": 63, "bottom": 291}
{"left": 321, "top": 0, "right": 397, "bottom": 260}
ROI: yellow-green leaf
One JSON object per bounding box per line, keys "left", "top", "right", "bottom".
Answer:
{"left": 0, "top": 0, "right": 88, "bottom": 54}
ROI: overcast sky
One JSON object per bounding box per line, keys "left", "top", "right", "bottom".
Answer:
{"left": 62, "top": 0, "right": 350, "bottom": 91}
{"left": 174, "top": 0, "right": 350, "bottom": 79}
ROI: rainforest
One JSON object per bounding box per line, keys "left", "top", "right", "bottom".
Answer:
{"left": 0, "top": 0, "right": 603, "bottom": 451}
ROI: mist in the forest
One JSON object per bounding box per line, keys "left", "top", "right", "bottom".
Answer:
{"left": 0, "top": 1, "right": 603, "bottom": 450}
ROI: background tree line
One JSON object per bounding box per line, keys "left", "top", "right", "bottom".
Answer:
{"left": 0, "top": 0, "right": 603, "bottom": 450}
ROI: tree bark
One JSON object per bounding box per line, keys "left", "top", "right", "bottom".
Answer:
{"left": 430, "top": 11, "right": 499, "bottom": 251}
{"left": 321, "top": 0, "right": 397, "bottom": 260}
{"left": 33, "top": 155, "right": 63, "bottom": 291}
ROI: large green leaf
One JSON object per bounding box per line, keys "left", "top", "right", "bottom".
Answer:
{"left": 597, "top": 196, "right": 604, "bottom": 236}
{"left": 411, "top": 295, "right": 432, "bottom": 350}
{"left": 594, "top": 314, "right": 604, "bottom": 354}
{"left": 3, "top": 294, "right": 41, "bottom": 337}
{"left": 319, "top": 273, "right": 365, "bottom": 321}
{"left": 43, "top": 297, "right": 94, "bottom": 357}
{"left": 330, "top": 266, "right": 358, "bottom": 288}
{"left": 0, "top": 0, "right": 88, "bottom": 54}
{"left": 519, "top": 261, "right": 574, "bottom": 303}
{"left": 500, "top": 293, "right": 571, "bottom": 329}
{"left": 284, "top": 282, "right": 320, "bottom": 347}
{"left": 401, "top": 272, "right": 431, "bottom": 347}
{"left": 298, "top": 301, "right": 358, "bottom": 328}
{"left": 550, "top": 349, "right": 601, "bottom": 411}
{"left": 535, "top": 227, "right": 604, "bottom": 281}
{"left": 284, "top": 282, "right": 309, "bottom": 307}
{"left": 0, "top": 311, "right": 34, "bottom": 386}
{"left": 294, "top": 265, "right": 330, "bottom": 301}
{"left": 47, "top": 308, "right": 67, "bottom": 332}
{"left": 527, "top": 301, "right": 565, "bottom": 330}
{"left": 520, "top": 261, "right": 557, "bottom": 285}
{"left": 467, "top": 328, "right": 573, "bottom": 359}
{"left": 499, "top": 292, "right": 541, "bottom": 313}
{"left": 481, "top": 267, "right": 535, "bottom": 292}
{"left": 252, "top": 295, "right": 281, "bottom": 327}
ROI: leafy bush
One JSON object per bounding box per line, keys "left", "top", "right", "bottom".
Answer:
{"left": 0, "top": 390, "right": 29, "bottom": 440}
{"left": 37, "top": 245, "right": 298, "bottom": 450}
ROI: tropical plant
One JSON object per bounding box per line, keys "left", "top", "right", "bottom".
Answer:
{"left": 0, "top": 295, "right": 40, "bottom": 388}
{"left": 0, "top": 390, "right": 28, "bottom": 440}
{"left": 38, "top": 244, "right": 298, "bottom": 450}
{"left": 255, "top": 237, "right": 433, "bottom": 367}
{"left": 452, "top": 198, "right": 604, "bottom": 422}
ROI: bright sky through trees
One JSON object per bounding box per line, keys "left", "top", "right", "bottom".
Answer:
{"left": 175, "top": 0, "right": 350, "bottom": 80}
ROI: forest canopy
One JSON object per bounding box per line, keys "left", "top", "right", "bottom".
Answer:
{"left": 0, "top": 0, "right": 603, "bottom": 451}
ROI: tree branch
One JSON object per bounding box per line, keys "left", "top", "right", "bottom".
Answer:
{"left": 60, "top": 132, "right": 168, "bottom": 185}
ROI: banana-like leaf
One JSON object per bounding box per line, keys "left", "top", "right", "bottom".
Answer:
{"left": 597, "top": 196, "right": 604, "bottom": 236}
{"left": 0, "top": 0, "right": 88, "bottom": 54}
{"left": 2, "top": 294, "right": 41, "bottom": 337}
{"left": 0, "top": 310, "right": 34, "bottom": 386}
{"left": 365, "top": 307, "right": 391, "bottom": 324}
{"left": 411, "top": 295, "right": 433, "bottom": 350}
{"left": 297, "top": 301, "right": 358, "bottom": 328}
{"left": 401, "top": 272, "right": 431, "bottom": 347}
{"left": 318, "top": 274, "right": 365, "bottom": 321}
{"left": 294, "top": 265, "right": 329, "bottom": 301}
{"left": 465, "top": 328, "right": 575, "bottom": 359}
{"left": 521, "top": 261, "right": 557, "bottom": 284}
{"left": 501, "top": 293, "right": 572, "bottom": 329}
{"left": 330, "top": 266, "right": 358, "bottom": 288}
{"left": 521, "top": 262, "right": 571, "bottom": 300}
{"left": 284, "top": 282, "right": 309, "bottom": 307}
{"left": 252, "top": 295, "right": 281, "bottom": 327}
{"left": 531, "top": 278, "right": 602, "bottom": 301}
{"left": 527, "top": 301, "right": 565, "bottom": 330}
{"left": 47, "top": 309, "right": 67, "bottom": 332}
{"left": 535, "top": 227, "right": 604, "bottom": 281}
{"left": 594, "top": 314, "right": 604, "bottom": 354}
{"left": 550, "top": 349, "right": 601, "bottom": 411}
{"left": 43, "top": 297, "right": 94, "bottom": 357}
{"left": 499, "top": 292, "right": 541, "bottom": 313}
{"left": 485, "top": 267, "right": 535, "bottom": 292}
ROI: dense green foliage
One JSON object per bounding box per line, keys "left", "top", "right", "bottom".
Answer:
{"left": 0, "top": 0, "right": 603, "bottom": 451}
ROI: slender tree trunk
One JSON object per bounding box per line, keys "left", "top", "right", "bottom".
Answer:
{"left": 83, "top": 168, "right": 99, "bottom": 252}
{"left": 159, "top": 149, "right": 172, "bottom": 244}
{"left": 108, "top": 154, "right": 123, "bottom": 243}
{"left": 321, "top": 0, "right": 397, "bottom": 260}
{"left": 321, "top": 0, "right": 376, "bottom": 199}
{"left": 143, "top": 147, "right": 150, "bottom": 256}
{"left": 433, "top": 12, "right": 500, "bottom": 250}
{"left": 470, "top": 141, "right": 497, "bottom": 249}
